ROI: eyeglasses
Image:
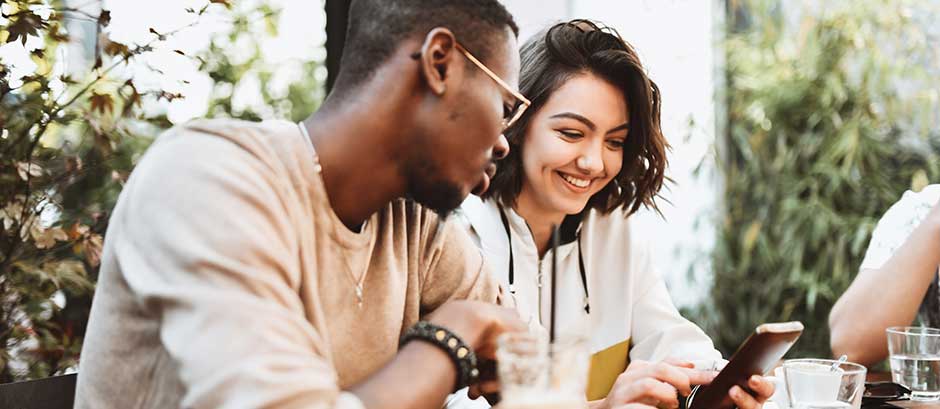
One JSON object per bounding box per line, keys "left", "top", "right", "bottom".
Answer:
{"left": 454, "top": 42, "right": 531, "bottom": 130}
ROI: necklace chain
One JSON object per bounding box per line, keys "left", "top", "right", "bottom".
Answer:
{"left": 299, "top": 121, "right": 367, "bottom": 309}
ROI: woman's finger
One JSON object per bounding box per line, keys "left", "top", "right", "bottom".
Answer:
{"left": 625, "top": 378, "right": 680, "bottom": 408}
{"left": 662, "top": 357, "right": 694, "bottom": 368}
{"left": 639, "top": 362, "right": 693, "bottom": 396}
{"left": 683, "top": 367, "right": 718, "bottom": 386}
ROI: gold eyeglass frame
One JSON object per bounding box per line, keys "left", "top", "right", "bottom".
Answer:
{"left": 454, "top": 42, "right": 531, "bottom": 130}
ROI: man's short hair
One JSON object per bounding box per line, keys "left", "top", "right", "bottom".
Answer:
{"left": 334, "top": 0, "right": 518, "bottom": 90}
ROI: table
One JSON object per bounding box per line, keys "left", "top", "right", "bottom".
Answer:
{"left": 886, "top": 401, "right": 940, "bottom": 408}
{"left": 763, "top": 399, "right": 940, "bottom": 408}
{"left": 761, "top": 372, "right": 940, "bottom": 408}
{"left": 866, "top": 372, "right": 940, "bottom": 407}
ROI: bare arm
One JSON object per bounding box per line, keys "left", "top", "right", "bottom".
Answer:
{"left": 829, "top": 201, "right": 940, "bottom": 366}
{"left": 351, "top": 301, "right": 526, "bottom": 409}
{"left": 352, "top": 342, "right": 457, "bottom": 409}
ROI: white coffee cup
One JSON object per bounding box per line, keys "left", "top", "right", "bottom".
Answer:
{"left": 782, "top": 359, "right": 865, "bottom": 409}
{"left": 785, "top": 361, "right": 842, "bottom": 403}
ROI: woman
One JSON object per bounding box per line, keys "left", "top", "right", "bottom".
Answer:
{"left": 829, "top": 184, "right": 940, "bottom": 366}
{"left": 456, "top": 20, "right": 773, "bottom": 409}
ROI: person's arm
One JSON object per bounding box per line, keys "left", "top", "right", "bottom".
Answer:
{"left": 614, "top": 277, "right": 772, "bottom": 407}
{"left": 627, "top": 278, "right": 723, "bottom": 363}
{"left": 352, "top": 300, "right": 526, "bottom": 409}
{"left": 588, "top": 221, "right": 772, "bottom": 408}
{"left": 121, "top": 134, "right": 522, "bottom": 409}
{"left": 829, "top": 200, "right": 940, "bottom": 366}
{"left": 619, "top": 225, "right": 721, "bottom": 362}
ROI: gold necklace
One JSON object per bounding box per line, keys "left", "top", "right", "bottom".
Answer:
{"left": 299, "top": 121, "right": 369, "bottom": 309}
{"left": 339, "top": 249, "right": 368, "bottom": 309}
{"left": 334, "top": 216, "right": 371, "bottom": 309}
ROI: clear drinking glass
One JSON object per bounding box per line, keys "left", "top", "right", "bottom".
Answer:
{"left": 887, "top": 326, "right": 940, "bottom": 401}
{"left": 496, "top": 332, "right": 589, "bottom": 409}
{"left": 783, "top": 358, "right": 866, "bottom": 409}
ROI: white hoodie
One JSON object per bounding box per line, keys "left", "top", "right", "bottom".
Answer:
{"left": 447, "top": 196, "right": 722, "bottom": 407}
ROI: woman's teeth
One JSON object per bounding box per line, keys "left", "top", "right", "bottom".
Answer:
{"left": 561, "top": 173, "right": 590, "bottom": 188}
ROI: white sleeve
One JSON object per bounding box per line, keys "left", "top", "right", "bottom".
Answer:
{"left": 627, "top": 240, "right": 723, "bottom": 364}
{"left": 628, "top": 280, "right": 724, "bottom": 364}
{"left": 861, "top": 188, "right": 939, "bottom": 270}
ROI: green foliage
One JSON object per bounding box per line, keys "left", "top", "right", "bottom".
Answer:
{"left": 688, "top": 0, "right": 940, "bottom": 358}
{"left": 0, "top": 0, "right": 325, "bottom": 381}
{"left": 197, "top": 3, "right": 325, "bottom": 122}
{"left": 0, "top": 0, "right": 175, "bottom": 382}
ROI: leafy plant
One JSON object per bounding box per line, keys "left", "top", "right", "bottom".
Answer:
{"left": 0, "top": 0, "right": 167, "bottom": 382}
{"left": 687, "top": 0, "right": 940, "bottom": 358}
{"left": 0, "top": 0, "right": 325, "bottom": 382}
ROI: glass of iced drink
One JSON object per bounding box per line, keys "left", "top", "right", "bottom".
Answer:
{"left": 887, "top": 326, "right": 940, "bottom": 401}
{"left": 496, "top": 332, "right": 589, "bottom": 409}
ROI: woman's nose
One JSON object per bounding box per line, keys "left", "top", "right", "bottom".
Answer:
{"left": 576, "top": 148, "right": 604, "bottom": 174}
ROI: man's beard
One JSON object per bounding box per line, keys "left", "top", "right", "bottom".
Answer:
{"left": 404, "top": 158, "right": 466, "bottom": 218}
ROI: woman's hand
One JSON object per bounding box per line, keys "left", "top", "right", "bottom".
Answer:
{"left": 599, "top": 359, "right": 717, "bottom": 409}
{"left": 728, "top": 375, "right": 775, "bottom": 409}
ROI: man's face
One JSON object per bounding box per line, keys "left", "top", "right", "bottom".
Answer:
{"left": 406, "top": 30, "right": 519, "bottom": 216}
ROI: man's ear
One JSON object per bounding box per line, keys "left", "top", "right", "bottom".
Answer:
{"left": 418, "top": 27, "right": 460, "bottom": 96}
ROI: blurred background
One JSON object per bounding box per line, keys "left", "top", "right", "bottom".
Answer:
{"left": 0, "top": 0, "right": 938, "bottom": 381}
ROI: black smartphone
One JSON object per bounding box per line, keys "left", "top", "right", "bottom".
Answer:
{"left": 687, "top": 321, "right": 804, "bottom": 409}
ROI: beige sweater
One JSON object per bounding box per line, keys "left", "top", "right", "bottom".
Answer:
{"left": 75, "top": 119, "right": 498, "bottom": 409}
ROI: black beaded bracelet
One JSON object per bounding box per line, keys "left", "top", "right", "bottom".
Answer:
{"left": 399, "top": 321, "right": 479, "bottom": 391}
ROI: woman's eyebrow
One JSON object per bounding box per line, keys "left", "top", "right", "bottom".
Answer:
{"left": 549, "top": 112, "right": 596, "bottom": 131}
{"left": 549, "top": 112, "right": 629, "bottom": 134}
{"left": 607, "top": 123, "right": 629, "bottom": 134}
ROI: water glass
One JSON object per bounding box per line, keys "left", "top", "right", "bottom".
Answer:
{"left": 496, "top": 332, "right": 589, "bottom": 409}
{"left": 887, "top": 326, "right": 940, "bottom": 401}
{"left": 783, "top": 358, "right": 866, "bottom": 408}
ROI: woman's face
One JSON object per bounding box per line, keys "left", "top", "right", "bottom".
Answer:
{"left": 519, "top": 72, "right": 628, "bottom": 217}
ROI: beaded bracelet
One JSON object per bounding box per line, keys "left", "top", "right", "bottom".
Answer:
{"left": 399, "top": 321, "right": 479, "bottom": 391}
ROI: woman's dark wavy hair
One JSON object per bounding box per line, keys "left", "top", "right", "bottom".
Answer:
{"left": 482, "top": 19, "right": 669, "bottom": 217}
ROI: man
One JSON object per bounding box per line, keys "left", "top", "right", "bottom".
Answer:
{"left": 75, "top": 1, "right": 527, "bottom": 408}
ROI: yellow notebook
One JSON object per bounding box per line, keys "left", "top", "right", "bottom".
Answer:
{"left": 585, "top": 339, "right": 631, "bottom": 401}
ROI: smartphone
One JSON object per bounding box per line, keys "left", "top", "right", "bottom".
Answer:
{"left": 687, "top": 321, "right": 804, "bottom": 409}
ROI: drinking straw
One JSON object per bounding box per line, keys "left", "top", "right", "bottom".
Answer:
{"left": 547, "top": 224, "right": 559, "bottom": 383}
{"left": 549, "top": 224, "right": 559, "bottom": 345}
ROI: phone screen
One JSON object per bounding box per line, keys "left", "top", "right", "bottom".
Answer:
{"left": 687, "top": 321, "right": 803, "bottom": 409}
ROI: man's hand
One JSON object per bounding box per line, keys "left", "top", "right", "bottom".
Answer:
{"left": 425, "top": 300, "right": 526, "bottom": 359}
{"left": 467, "top": 359, "right": 500, "bottom": 402}
{"left": 426, "top": 300, "right": 525, "bottom": 404}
